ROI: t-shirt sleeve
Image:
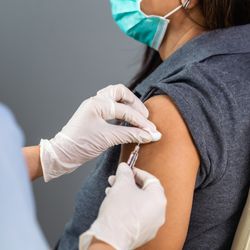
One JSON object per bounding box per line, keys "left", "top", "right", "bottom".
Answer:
{"left": 145, "top": 79, "right": 228, "bottom": 188}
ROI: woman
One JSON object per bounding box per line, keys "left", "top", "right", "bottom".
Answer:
{"left": 57, "top": 0, "right": 250, "bottom": 249}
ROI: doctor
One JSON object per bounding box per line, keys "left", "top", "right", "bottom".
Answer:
{"left": 0, "top": 84, "right": 166, "bottom": 250}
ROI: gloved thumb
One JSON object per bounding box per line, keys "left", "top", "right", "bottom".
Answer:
{"left": 133, "top": 167, "right": 161, "bottom": 190}
{"left": 114, "top": 163, "right": 135, "bottom": 185}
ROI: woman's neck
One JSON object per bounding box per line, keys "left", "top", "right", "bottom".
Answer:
{"left": 159, "top": 11, "right": 206, "bottom": 60}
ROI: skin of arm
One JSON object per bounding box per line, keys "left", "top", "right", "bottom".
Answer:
{"left": 120, "top": 95, "right": 200, "bottom": 250}
{"left": 22, "top": 146, "right": 43, "bottom": 181}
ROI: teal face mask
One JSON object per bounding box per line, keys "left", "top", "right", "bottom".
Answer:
{"left": 110, "top": 0, "right": 190, "bottom": 51}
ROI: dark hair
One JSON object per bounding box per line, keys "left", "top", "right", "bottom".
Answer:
{"left": 129, "top": 0, "right": 250, "bottom": 90}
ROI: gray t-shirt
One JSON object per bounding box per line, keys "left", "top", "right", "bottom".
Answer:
{"left": 57, "top": 24, "right": 250, "bottom": 250}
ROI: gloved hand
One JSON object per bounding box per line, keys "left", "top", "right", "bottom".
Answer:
{"left": 79, "top": 163, "right": 167, "bottom": 250}
{"left": 40, "top": 84, "right": 161, "bottom": 182}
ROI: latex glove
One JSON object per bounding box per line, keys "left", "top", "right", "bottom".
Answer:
{"left": 40, "top": 84, "right": 161, "bottom": 182}
{"left": 79, "top": 163, "right": 167, "bottom": 250}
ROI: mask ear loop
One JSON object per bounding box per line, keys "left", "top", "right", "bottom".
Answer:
{"left": 164, "top": 0, "right": 191, "bottom": 19}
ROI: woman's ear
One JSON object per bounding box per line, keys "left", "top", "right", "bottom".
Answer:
{"left": 181, "top": 0, "right": 199, "bottom": 9}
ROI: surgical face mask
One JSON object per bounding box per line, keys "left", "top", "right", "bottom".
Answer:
{"left": 110, "top": 0, "right": 190, "bottom": 51}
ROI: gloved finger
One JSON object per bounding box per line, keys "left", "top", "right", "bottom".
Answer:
{"left": 113, "top": 162, "right": 136, "bottom": 186}
{"left": 109, "top": 124, "right": 161, "bottom": 144}
{"left": 108, "top": 175, "right": 116, "bottom": 186}
{"left": 99, "top": 98, "right": 156, "bottom": 131}
{"left": 94, "top": 98, "right": 161, "bottom": 140}
{"left": 105, "top": 187, "right": 111, "bottom": 195}
{"left": 133, "top": 167, "right": 162, "bottom": 190}
{"left": 113, "top": 102, "right": 157, "bottom": 131}
{"left": 96, "top": 84, "right": 149, "bottom": 118}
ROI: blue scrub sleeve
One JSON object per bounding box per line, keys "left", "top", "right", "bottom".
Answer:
{"left": 0, "top": 104, "right": 49, "bottom": 250}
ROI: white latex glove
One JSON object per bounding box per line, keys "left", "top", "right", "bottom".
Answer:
{"left": 40, "top": 84, "right": 162, "bottom": 182}
{"left": 79, "top": 163, "right": 167, "bottom": 250}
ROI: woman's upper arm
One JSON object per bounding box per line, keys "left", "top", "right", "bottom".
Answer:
{"left": 120, "top": 95, "right": 200, "bottom": 250}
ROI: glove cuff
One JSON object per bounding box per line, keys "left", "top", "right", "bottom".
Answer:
{"left": 79, "top": 230, "right": 94, "bottom": 250}
{"left": 79, "top": 219, "right": 135, "bottom": 250}
{"left": 79, "top": 229, "right": 126, "bottom": 250}
{"left": 79, "top": 230, "right": 123, "bottom": 250}
{"left": 39, "top": 138, "right": 78, "bottom": 182}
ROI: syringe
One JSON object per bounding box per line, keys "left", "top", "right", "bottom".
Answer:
{"left": 127, "top": 143, "right": 140, "bottom": 169}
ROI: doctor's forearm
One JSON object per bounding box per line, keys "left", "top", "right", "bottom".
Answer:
{"left": 22, "top": 146, "right": 43, "bottom": 181}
